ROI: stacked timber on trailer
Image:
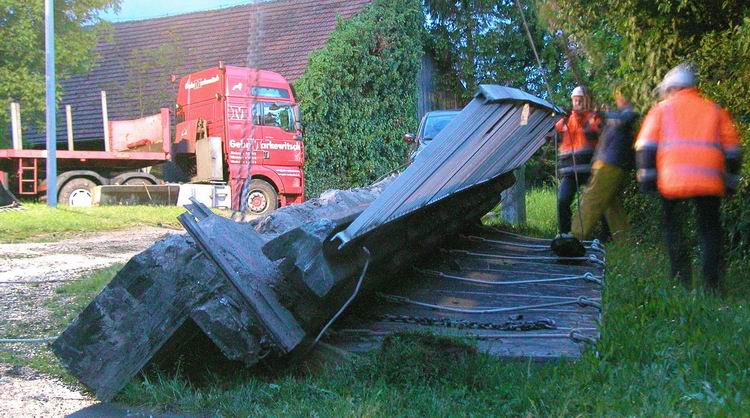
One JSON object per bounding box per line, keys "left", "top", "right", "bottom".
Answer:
{"left": 51, "top": 85, "right": 564, "bottom": 400}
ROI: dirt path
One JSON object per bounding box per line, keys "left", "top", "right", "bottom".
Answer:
{"left": 0, "top": 226, "right": 177, "bottom": 417}
{"left": 0, "top": 227, "right": 177, "bottom": 283}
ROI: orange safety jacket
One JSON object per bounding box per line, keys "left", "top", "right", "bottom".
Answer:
{"left": 554, "top": 111, "right": 601, "bottom": 177}
{"left": 635, "top": 88, "right": 741, "bottom": 199}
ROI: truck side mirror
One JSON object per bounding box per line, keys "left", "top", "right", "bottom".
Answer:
{"left": 403, "top": 133, "right": 415, "bottom": 144}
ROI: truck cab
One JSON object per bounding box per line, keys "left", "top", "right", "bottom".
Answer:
{"left": 174, "top": 65, "right": 305, "bottom": 213}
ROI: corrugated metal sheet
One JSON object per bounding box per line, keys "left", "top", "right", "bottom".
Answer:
{"left": 332, "top": 85, "right": 561, "bottom": 249}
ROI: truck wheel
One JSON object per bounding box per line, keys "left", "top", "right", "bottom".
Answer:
{"left": 123, "top": 177, "right": 155, "bottom": 186}
{"left": 246, "top": 179, "right": 278, "bottom": 215}
{"left": 59, "top": 178, "right": 96, "bottom": 207}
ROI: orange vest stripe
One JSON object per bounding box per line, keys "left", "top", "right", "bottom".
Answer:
{"left": 655, "top": 90, "right": 728, "bottom": 198}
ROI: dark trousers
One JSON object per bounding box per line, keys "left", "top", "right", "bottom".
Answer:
{"left": 557, "top": 174, "right": 589, "bottom": 234}
{"left": 661, "top": 196, "right": 723, "bottom": 288}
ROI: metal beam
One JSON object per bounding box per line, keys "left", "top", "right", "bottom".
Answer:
{"left": 45, "top": 0, "right": 57, "bottom": 207}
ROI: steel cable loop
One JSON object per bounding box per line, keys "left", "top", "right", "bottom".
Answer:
{"left": 414, "top": 267, "right": 603, "bottom": 286}
{"left": 376, "top": 292, "right": 602, "bottom": 314}
{"left": 449, "top": 249, "right": 605, "bottom": 266}
{"left": 460, "top": 234, "right": 607, "bottom": 256}
{"left": 313, "top": 246, "right": 371, "bottom": 346}
{"left": 0, "top": 337, "right": 56, "bottom": 344}
{"left": 569, "top": 329, "right": 598, "bottom": 345}
{"left": 0, "top": 279, "right": 80, "bottom": 285}
{"left": 483, "top": 227, "right": 599, "bottom": 245}
{"left": 576, "top": 296, "right": 602, "bottom": 310}
{"left": 461, "top": 235, "right": 551, "bottom": 251}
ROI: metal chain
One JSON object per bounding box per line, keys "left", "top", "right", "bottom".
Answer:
{"left": 327, "top": 326, "right": 598, "bottom": 345}
{"left": 370, "top": 313, "right": 557, "bottom": 331}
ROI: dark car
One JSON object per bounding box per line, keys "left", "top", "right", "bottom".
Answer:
{"left": 405, "top": 110, "right": 460, "bottom": 162}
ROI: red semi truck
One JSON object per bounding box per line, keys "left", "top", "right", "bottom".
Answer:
{"left": 0, "top": 64, "right": 304, "bottom": 213}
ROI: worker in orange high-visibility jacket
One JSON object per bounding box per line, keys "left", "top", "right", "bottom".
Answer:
{"left": 635, "top": 63, "right": 742, "bottom": 290}
{"left": 554, "top": 86, "right": 602, "bottom": 238}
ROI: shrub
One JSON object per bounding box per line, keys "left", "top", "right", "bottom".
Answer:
{"left": 293, "top": 0, "right": 424, "bottom": 198}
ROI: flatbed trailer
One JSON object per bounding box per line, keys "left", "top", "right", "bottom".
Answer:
{"left": 0, "top": 109, "right": 171, "bottom": 206}
{"left": 1, "top": 64, "right": 305, "bottom": 213}
{"left": 0, "top": 149, "right": 169, "bottom": 171}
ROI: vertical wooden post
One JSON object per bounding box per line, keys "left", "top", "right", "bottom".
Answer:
{"left": 501, "top": 166, "right": 526, "bottom": 225}
{"left": 10, "top": 102, "right": 22, "bottom": 150}
{"left": 101, "top": 90, "right": 110, "bottom": 152}
{"left": 65, "top": 105, "right": 74, "bottom": 151}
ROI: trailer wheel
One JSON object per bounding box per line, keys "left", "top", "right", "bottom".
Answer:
{"left": 59, "top": 178, "right": 96, "bottom": 207}
{"left": 246, "top": 179, "right": 278, "bottom": 215}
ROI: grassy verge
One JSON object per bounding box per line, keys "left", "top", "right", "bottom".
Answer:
{"left": 0, "top": 265, "right": 120, "bottom": 382}
{"left": 7, "top": 188, "right": 750, "bottom": 415}
{"left": 0, "top": 204, "right": 185, "bottom": 242}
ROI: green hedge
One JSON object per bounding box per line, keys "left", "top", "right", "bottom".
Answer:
{"left": 294, "top": 0, "right": 424, "bottom": 198}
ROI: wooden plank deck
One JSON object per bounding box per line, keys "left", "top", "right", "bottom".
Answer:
{"left": 325, "top": 226, "right": 605, "bottom": 360}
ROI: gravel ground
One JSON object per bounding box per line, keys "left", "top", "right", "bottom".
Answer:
{"left": 0, "top": 364, "right": 95, "bottom": 418}
{"left": 0, "top": 227, "right": 177, "bottom": 417}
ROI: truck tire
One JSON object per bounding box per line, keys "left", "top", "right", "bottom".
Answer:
{"left": 59, "top": 178, "right": 96, "bottom": 207}
{"left": 123, "top": 177, "right": 156, "bottom": 186}
{"left": 245, "top": 179, "right": 278, "bottom": 215}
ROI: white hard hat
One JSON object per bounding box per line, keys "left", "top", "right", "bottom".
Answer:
{"left": 571, "top": 86, "right": 585, "bottom": 98}
{"left": 658, "top": 63, "right": 696, "bottom": 93}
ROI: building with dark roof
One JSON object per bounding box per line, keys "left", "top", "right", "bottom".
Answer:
{"left": 29, "top": 0, "right": 372, "bottom": 146}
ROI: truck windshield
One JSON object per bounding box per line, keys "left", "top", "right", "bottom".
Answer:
{"left": 251, "top": 86, "right": 290, "bottom": 99}
{"left": 258, "top": 102, "right": 295, "bottom": 132}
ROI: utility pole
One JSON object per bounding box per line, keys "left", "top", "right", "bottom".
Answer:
{"left": 45, "top": 0, "right": 57, "bottom": 207}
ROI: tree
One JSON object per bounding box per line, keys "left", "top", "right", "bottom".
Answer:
{"left": 424, "top": 0, "right": 577, "bottom": 105}
{"left": 0, "top": 0, "right": 119, "bottom": 145}
{"left": 540, "top": 0, "right": 750, "bottom": 109}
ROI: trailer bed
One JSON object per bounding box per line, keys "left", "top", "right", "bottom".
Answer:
{"left": 0, "top": 149, "right": 170, "bottom": 172}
